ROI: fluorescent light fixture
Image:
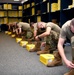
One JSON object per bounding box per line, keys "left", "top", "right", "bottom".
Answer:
{"left": 14, "top": 0, "right": 20, "bottom": 1}
{"left": 21, "top": 0, "right": 28, "bottom": 4}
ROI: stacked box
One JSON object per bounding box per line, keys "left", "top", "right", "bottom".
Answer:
{"left": 4, "top": 11, "right": 7, "bottom": 17}
{"left": 3, "top": 4, "right": 8, "bottom": 9}
{"left": 40, "top": 54, "right": 54, "bottom": 65}
{"left": 27, "top": 4, "right": 30, "bottom": 8}
{"left": 51, "top": 3, "right": 58, "bottom": 12}
{"left": 31, "top": 2, "right": 35, "bottom": 6}
{"left": 58, "top": 0, "right": 61, "bottom": 10}
{"left": 0, "top": 18, "right": 4, "bottom": 24}
{"left": 68, "top": 5, "right": 73, "bottom": 8}
{"left": 4, "top": 18, "right": 8, "bottom": 24}
{"left": 18, "top": 6, "right": 22, "bottom": 10}
{"left": 8, "top": 4, "right": 12, "bottom": 9}
{"left": 18, "top": 11, "right": 22, "bottom": 17}
{"left": 37, "top": 16, "right": 41, "bottom": 22}
{"left": 72, "top": 0, "right": 74, "bottom": 6}
{"left": 32, "top": 8, "right": 35, "bottom": 15}
{"left": 0, "top": 11, "right": 4, "bottom": 17}
{"left": 24, "top": 4, "right": 27, "bottom": 9}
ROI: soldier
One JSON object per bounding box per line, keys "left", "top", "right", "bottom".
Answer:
{"left": 58, "top": 18, "right": 74, "bottom": 75}
{"left": 12, "top": 22, "right": 33, "bottom": 40}
{"left": 30, "top": 21, "right": 62, "bottom": 67}
{"left": 7, "top": 23, "right": 13, "bottom": 32}
{"left": 29, "top": 22, "right": 46, "bottom": 52}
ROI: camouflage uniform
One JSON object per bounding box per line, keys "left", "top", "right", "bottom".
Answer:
{"left": 60, "top": 20, "right": 74, "bottom": 62}
{"left": 46, "top": 30, "right": 59, "bottom": 52}
{"left": 7, "top": 23, "right": 13, "bottom": 32}
{"left": 44, "top": 22, "right": 60, "bottom": 52}
{"left": 34, "top": 23, "right": 46, "bottom": 41}
{"left": 17, "top": 22, "right": 33, "bottom": 39}
{"left": 59, "top": 20, "right": 74, "bottom": 75}
{"left": 71, "top": 36, "right": 74, "bottom": 61}
{"left": 34, "top": 22, "right": 60, "bottom": 54}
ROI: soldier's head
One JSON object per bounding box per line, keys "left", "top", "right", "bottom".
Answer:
{"left": 37, "top": 22, "right": 46, "bottom": 30}
{"left": 30, "top": 22, "right": 35, "bottom": 28}
{"left": 70, "top": 18, "right": 74, "bottom": 33}
{"left": 12, "top": 22, "right": 18, "bottom": 29}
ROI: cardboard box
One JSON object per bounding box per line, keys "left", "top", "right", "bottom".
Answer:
{"left": 51, "top": 3, "right": 58, "bottom": 12}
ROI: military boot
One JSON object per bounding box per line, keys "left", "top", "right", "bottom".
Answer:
{"left": 37, "top": 44, "right": 50, "bottom": 55}
{"left": 47, "top": 51, "right": 62, "bottom": 67}
{"left": 64, "top": 58, "right": 74, "bottom": 75}
{"left": 64, "top": 69, "right": 74, "bottom": 75}
{"left": 22, "top": 36, "right": 26, "bottom": 41}
{"left": 29, "top": 41, "right": 41, "bottom": 52}
{"left": 26, "top": 39, "right": 32, "bottom": 44}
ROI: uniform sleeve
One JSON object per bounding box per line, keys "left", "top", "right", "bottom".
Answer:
{"left": 59, "top": 28, "right": 66, "bottom": 40}
{"left": 17, "top": 23, "right": 22, "bottom": 28}
{"left": 46, "top": 22, "right": 53, "bottom": 29}
{"left": 34, "top": 23, "right": 38, "bottom": 31}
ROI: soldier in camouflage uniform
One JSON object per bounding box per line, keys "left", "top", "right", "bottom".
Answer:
{"left": 12, "top": 22, "right": 33, "bottom": 40}
{"left": 34, "top": 22, "right": 60, "bottom": 54}
{"left": 31, "top": 22, "right": 63, "bottom": 67}
{"left": 7, "top": 23, "right": 13, "bottom": 32}
{"left": 58, "top": 18, "right": 74, "bottom": 75}
{"left": 29, "top": 22, "right": 46, "bottom": 52}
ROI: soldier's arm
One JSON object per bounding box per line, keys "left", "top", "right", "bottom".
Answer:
{"left": 18, "top": 27, "right": 22, "bottom": 34}
{"left": 38, "top": 27, "right": 51, "bottom": 38}
{"left": 58, "top": 37, "right": 74, "bottom": 68}
{"left": 58, "top": 37, "right": 66, "bottom": 62}
{"left": 34, "top": 30, "right": 37, "bottom": 37}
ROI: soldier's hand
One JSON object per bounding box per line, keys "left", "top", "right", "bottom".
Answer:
{"left": 65, "top": 59, "right": 74, "bottom": 69}
{"left": 35, "top": 36, "right": 40, "bottom": 41}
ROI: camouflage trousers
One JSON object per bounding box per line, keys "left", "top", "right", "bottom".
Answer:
{"left": 21, "top": 30, "right": 33, "bottom": 39}
{"left": 71, "top": 36, "right": 74, "bottom": 61}
{"left": 46, "top": 30, "right": 59, "bottom": 52}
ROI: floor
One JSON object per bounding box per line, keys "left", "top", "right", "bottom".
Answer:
{"left": 0, "top": 32, "right": 72, "bottom": 75}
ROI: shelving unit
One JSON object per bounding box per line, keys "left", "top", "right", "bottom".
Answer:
{"left": 0, "top": 3, "right": 23, "bottom": 24}
{"left": 22, "top": 0, "right": 74, "bottom": 27}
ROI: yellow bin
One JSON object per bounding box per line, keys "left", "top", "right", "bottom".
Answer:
{"left": 5, "top": 31, "right": 8, "bottom": 34}
{"left": 16, "top": 38, "right": 22, "bottom": 43}
{"left": 26, "top": 44, "right": 35, "bottom": 51}
{"left": 20, "top": 41, "right": 28, "bottom": 47}
{"left": 7, "top": 31, "right": 12, "bottom": 35}
{"left": 40, "top": 54, "right": 54, "bottom": 65}
{"left": 11, "top": 34, "right": 16, "bottom": 38}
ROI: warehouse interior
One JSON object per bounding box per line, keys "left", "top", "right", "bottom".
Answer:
{"left": 0, "top": 0, "right": 74, "bottom": 75}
